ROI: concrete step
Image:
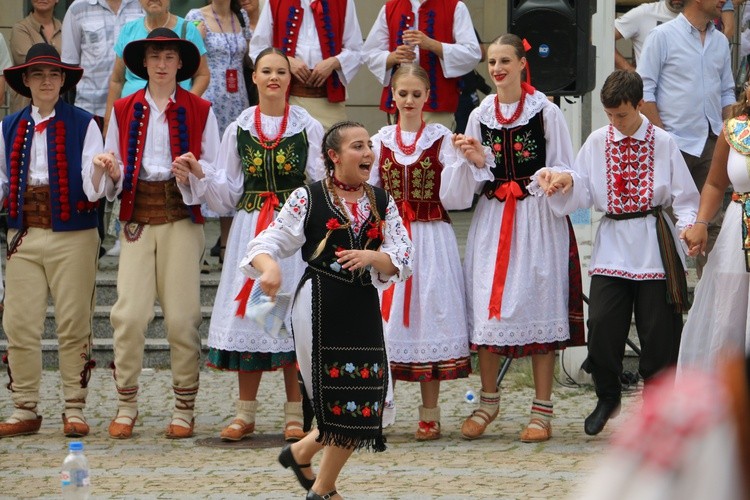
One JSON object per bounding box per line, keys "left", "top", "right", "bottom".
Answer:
{"left": 69, "top": 274, "right": 220, "bottom": 307}
{"left": 0, "top": 305, "right": 214, "bottom": 341}
{"left": 0, "top": 338, "right": 211, "bottom": 370}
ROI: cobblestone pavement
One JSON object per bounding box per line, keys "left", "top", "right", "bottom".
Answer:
{"left": 0, "top": 364, "right": 643, "bottom": 499}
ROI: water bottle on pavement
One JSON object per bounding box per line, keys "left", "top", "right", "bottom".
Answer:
{"left": 61, "top": 441, "right": 90, "bottom": 500}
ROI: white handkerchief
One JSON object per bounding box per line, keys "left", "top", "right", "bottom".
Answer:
{"left": 245, "top": 284, "right": 292, "bottom": 338}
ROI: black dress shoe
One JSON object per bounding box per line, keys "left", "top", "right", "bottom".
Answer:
{"left": 584, "top": 398, "right": 621, "bottom": 436}
{"left": 307, "top": 490, "right": 337, "bottom": 500}
{"left": 278, "top": 444, "right": 315, "bottom": 491}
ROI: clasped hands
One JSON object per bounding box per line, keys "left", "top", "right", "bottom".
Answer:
{"left": 536, "top": 169, "right": 573, "bottom": 196}
{"left": 680, "top": 224, "right": 707, "bottom": 257}
{"left": 92, "top": 151, "right": 203, "bottom": 185}
{"left": 290, "top": 56, "right": 339, "bottom": 88}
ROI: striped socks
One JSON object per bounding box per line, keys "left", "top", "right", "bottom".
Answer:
{"left": 528, "top": 399, "right": 553, "bottom": 430}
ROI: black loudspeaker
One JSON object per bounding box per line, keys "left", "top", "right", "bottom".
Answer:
{"left": 508, "top": 0, "right": 597, "bottom": 96}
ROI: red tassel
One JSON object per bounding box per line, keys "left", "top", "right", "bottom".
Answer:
{"left": 234, "top": 278, "right": 255, "bottom": 318}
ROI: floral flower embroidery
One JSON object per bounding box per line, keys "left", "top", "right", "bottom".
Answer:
{"left": 483, "top": 132, "right": 503, "bottom": 163}
{"left": 273, "top": 144, "right": 299, "bottom": 174}
{"left": 512, "top": 130, "right": 538, "bottom": 163}
{"left": 327, "top": 400, "right": 383, "bottom": 418}
{"left": 326, "top": 362, "right": 384, "bottom": 379}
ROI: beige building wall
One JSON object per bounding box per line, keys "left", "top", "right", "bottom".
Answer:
{"left": 0, "top": 1, "right": 24, "bottom": 46}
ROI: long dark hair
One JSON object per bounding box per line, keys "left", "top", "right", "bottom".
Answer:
{"left": 206, "top": 0, "right": 246, "bottom": 27}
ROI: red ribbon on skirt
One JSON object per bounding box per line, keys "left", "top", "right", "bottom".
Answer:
{"left": 488, "top": 181, "right": 524, "bottom": 319}
{"left": 234, "top": 192, "right": 280, "bottom": 317}
{"left": 381, "top": 200, "right": 415, "bottom": 327}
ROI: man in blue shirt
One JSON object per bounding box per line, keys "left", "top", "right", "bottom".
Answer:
{"left": 638, "top": 0, "right": 735, "bottom": 276}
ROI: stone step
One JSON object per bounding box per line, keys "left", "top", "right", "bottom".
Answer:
{"left": 0, "top": 305, "right": 214, "bottom": 341}
{"left": 77, "top": 274, "right": 220, "bottom": 307}
{"left": 0, "top": 338, "right": 210, "bottom": 370}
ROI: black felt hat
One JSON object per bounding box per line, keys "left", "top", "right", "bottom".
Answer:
{"left": 4, "top": 43, "right": 83, "bottom": 98}
{"left": 122, "top": 27, "right": 200, "bottom": 82}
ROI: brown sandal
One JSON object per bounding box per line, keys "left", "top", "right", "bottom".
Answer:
{"left": 519, "top": 417, "right": 552, "bottom": 443}
{"left": 461, "top": 408, "right": 498, "bottom": 440}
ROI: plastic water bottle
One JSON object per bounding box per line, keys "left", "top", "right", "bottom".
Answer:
{"left": 465, "top": 390, "right": 477, "bottom": 404}
{"left": 61, "top": 441, "right": 90, "bottom": 499}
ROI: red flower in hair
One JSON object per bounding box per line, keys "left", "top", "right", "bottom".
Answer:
{"left": 326, "top": 218, "right": 341, "bottom": 230}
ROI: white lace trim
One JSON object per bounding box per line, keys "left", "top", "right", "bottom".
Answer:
{"left": 471, "top": 319, "right": 570, "bottom": 346}
{"left": 387, "top": 340, "right": 471, "bottom": 364}
{"left": 235, "top": 104, "right": 314, "bottom": 137}
{"left": 376, "top": 123, "right": 451, "bottom": 153}
{"left": 476, "top": 90, "right": 548, "bottom": 129}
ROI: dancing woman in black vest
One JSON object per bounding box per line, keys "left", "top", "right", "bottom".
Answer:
{"left": 241, "top": 121, "right": 412, "bottom": 500}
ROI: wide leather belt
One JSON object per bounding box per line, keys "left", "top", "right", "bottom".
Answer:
{"left": 289, "top": 78, "right": 328, "bottom": 98}
{"left": 22, "top": 185, "right": 52, "bottom": 229}
{"left": 130, "top": 178, "right": 190, "bottom": 225}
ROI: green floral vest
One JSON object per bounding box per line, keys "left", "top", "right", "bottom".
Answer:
{"left": 236, "top": 128, "right": 309, "bottom": 212}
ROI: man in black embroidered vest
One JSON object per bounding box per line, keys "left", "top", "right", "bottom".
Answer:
{"left": 93, "top": 28, "right": 220, "bottom": 439}
{"left": 0, "top": 44, "right": 105, "bottom": 438}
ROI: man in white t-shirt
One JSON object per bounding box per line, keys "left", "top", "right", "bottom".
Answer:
{"left": 615, "top": 0, "right": 683, "bottom": 71}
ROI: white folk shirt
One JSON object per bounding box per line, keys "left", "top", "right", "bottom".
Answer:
{"left": 541, "top": 117, "right": 699, "bottom": 280}
{"left": 100, "top": 89, "right": 221, "bottom": 206}
{"left": 0, "top": 105, "right": 105, "bottom": 304}
{"left": 249, "top": 0, "right": 363, "bottom": 87}
{"left": 0, "top": 105, "right": 103, "bottom": 197}
{"left": 363, "top": 0, "right": 481, "bottom": 86}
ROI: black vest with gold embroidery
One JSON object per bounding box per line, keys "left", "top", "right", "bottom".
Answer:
{"left": 480, "top": 112, "right": 547, "bottom": 200}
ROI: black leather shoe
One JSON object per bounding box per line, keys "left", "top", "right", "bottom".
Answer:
{"left": 584, "top": 399, "right": 621, "bottom": 436}
{"left": 278, "top": 444, "right": 315, "bottom": 491}
{"left": 306, "top": 490, "right": 337, "bottom": 500}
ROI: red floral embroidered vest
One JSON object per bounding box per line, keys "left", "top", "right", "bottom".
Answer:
{"left": 377, "top": 137, "right": 450, "bottom": 223}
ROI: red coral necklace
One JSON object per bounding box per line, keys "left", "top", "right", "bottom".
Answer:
{"left": 494, "top": 87, "right": 526, "bottom": 125}
{"left": 331, "top": 174, "right": 362, "bottom": 192}
{"left": 395, "top": 120, "right": 425, "bottom": 155}
{"left": 254, "top": 104, "right": 290, "bottom": 150}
